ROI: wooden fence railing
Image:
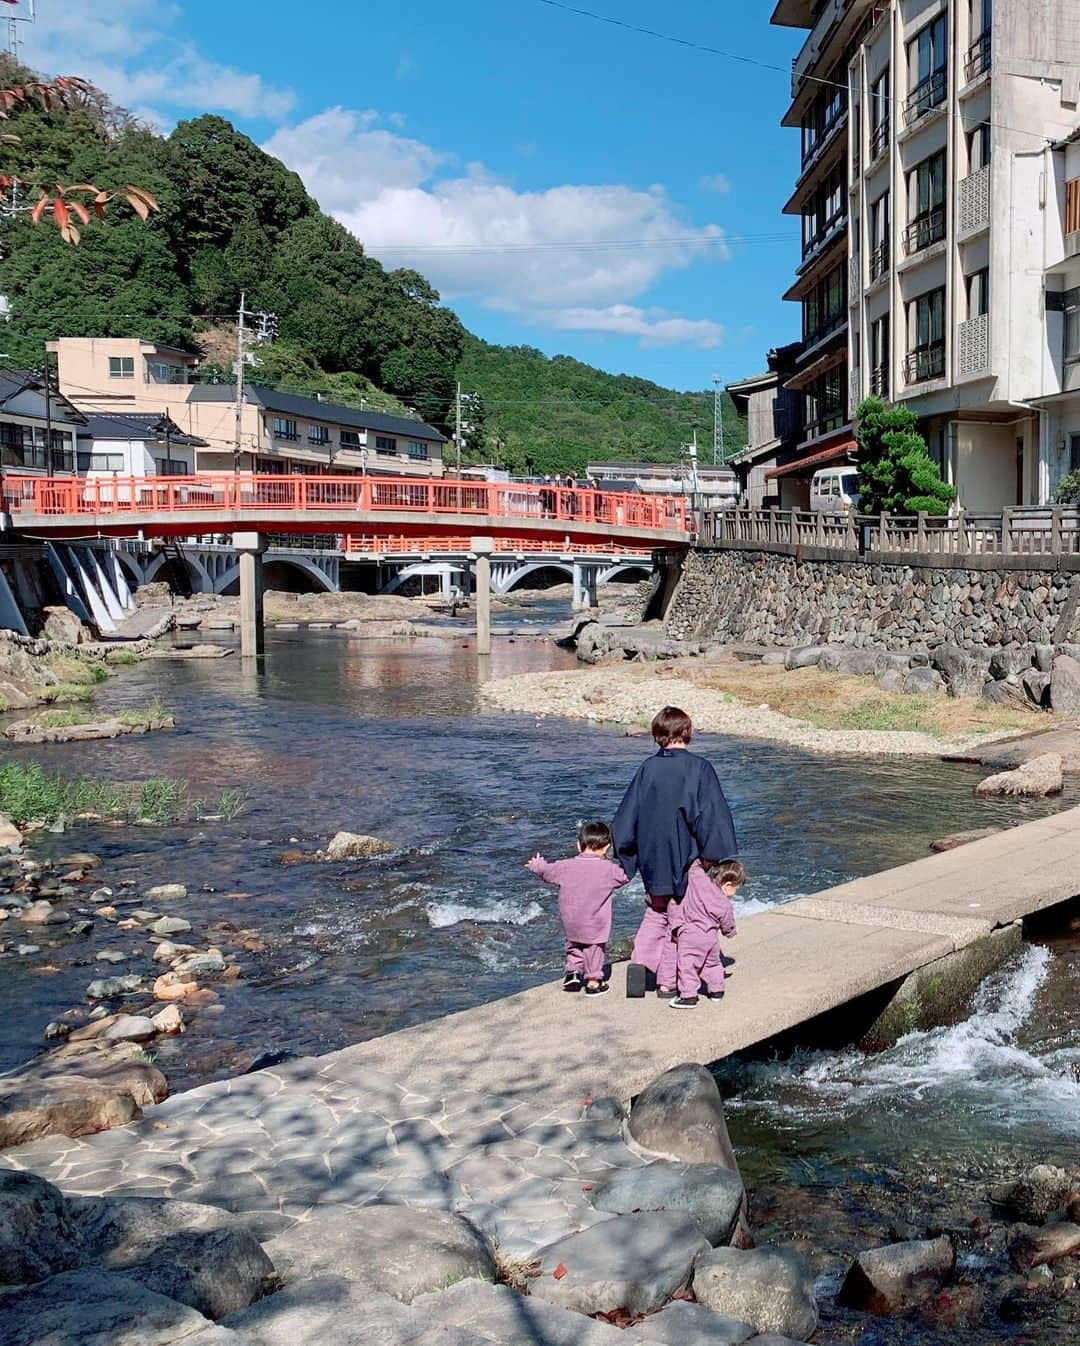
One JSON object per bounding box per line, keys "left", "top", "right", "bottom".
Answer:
{"left": 701, "top": 506, "right": 1080, "bottom": 558}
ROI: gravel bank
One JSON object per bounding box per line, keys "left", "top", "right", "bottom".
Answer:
{"left": 480, "top": 664, "right": 1020, "bottom": 758}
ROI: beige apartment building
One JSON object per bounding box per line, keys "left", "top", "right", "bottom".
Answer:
{"left": 773, "top": 0, "right": 1080, "bottom": 507}
{"left": 47, "top": 338, "right": 447, "bottom": 478}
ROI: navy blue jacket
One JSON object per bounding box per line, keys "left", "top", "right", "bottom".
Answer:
{"left": 612, "top": 747, "right": 737, "bottom": 899}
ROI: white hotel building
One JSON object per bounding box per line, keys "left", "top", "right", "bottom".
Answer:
{"left": 773, "top": 0, "right": 1080, "bottom": 508}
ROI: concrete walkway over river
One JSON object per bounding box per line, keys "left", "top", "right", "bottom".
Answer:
{"left": 2, "top": 810, "right": 1078, "bottom": 1344}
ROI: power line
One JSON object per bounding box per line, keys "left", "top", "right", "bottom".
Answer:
{"left": 533, "top": 0, "right": 1078, "bottom": 147}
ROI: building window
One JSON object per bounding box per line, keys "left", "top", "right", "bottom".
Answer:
{"left": 1066, "top": 306, "right": 1080, "bottom": 363}
{"left": 965, "top": 0, "right": 992, "bottom": 81}
{"left": 804, "top": 364, "right": 847, "bottom": 440}
{"left": 1066, "top": 179, "right": 1080, "bottom": 237}
{"left": 870, "top": 315, "right": 890, "bottom": 396}
{"left": 307, "top": 425, "right": 330, "bottom": 445}
{"left": 0, "top": 423, "right": 75, "bottom": 471}
{"left": 906, "top": 14, "right": 948, "bottom": 124}
{"left": 967, "top": 125, "right": 991, "bottom": 173}
{"left": 340, "top": 430, "right": 362, "bottom": 449}
{"left": 154, "top": 457, "right": 187, "bottom": 476}
{"left": 803, "top": 264, "right": 847, "bottom": 346}
{"left": 905, "top": 150, "right": 946, "bottom": 253}
{"left": 966, "top": 268, "right": 990, "bottom": 318}
{"left": 108, "top": 356, "right": 135, "bottom": 380}
{"left": 869, "top": 191, "right": 890, "bottom": 280}
{"left": 407, "top": 440, "right": 429, "bottom": 460}
{"left": 255, "top": 457, "right": 286, "bottom": 474}
{"left": 76, "top": 451, "right": 125, "bottom": 472}
{"left": 145, "top": 360, "right": 185, "bottom": 385}
{"left": 272, "top": 417, "right": 298, "bottom": 441}
{"left": 375, "top": 434, "right": 397, "bottom": 455}
{"left": 802, "top": 167, "right": 846, "bottom": 257}
{"left": 800, "top": 60, "right": 847, "bottom": 165}
{"left": 906, "top": 287, "right": 946, "bottom": 383}
{"left": 869, "top": 69, "right": 890, "bottom": 160}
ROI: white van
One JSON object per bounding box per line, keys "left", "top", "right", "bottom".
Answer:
{"left": 810, "top": 465, "right": 860, "bottom": 512}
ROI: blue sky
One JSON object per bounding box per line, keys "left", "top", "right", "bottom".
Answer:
{"left": 23, "top": 0, "right": 805, "bottom": 390}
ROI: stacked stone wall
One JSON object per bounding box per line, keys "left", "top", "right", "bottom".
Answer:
{"left": 665, "top": 548, "right": 1078, "bottom": 652}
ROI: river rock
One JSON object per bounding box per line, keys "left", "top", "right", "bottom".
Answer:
{"left": 627, "top": 1064, "right": 750, "bottom": 1244}
{"left": 0, "top": 1170, "right": 83, "bottom": 1286}
{"left": 0, "top": 1267, "right": 223, "bottom": 1346}
{"left": 271, "top": 1205, "right": 493, "bottom": 1303}
{"left": 0, "top": 813, "right": 22, "bottom": 850}
{"left": 531, "top": 1211, "right": 709, "bottom": 1317}
{"left": 994, "top": 1164, "right": 1071, "bottom": 1223}
{"left": 60, "top": 853, "right": 102, "bottom": 869}
{"left": 144, "top": 884, "right": 188, "bottom": 901}
{"left": 819, "top": 647, "right": 878, "bottom": 677}
{"left": 990, "top": 646, "right": 1035, "bottom": 680}
{"left": 20, "top": 900, "right": 69, "bottom": 925}
{"left": 934, "top": 643, "right": 991, "bottom": 698}
{"left": 86, "top": 974, "right": 145, "bottom": 1000}
{"left": 71, "top": 1194, "right": 272, "bottom": 1319}
{"left": 784, "top": 645, "right": 826, "bottom": 670}
{"left": 153, "top": 971, "right": 202, "bottom": 1002}
{"left": 172, "top": 950, "right": 226, "bottom": 978}
{"left": 837, "top": 1237, "right": 955, "bottom": 1315}
{"left": 102, "top": 1015, "right": 157, "bottom": 1043}
{"left": 150, "top": 1004, "right": 184, "bottom": 1035}
{"left": 694, "top": 1247, "right": 817, "bottom": 1341}
{"left": 1022, "top": 668, "right": 1052, "bottom": 707}
{"left": 628, "top": 1299, "right": 756, "bottom": 1344}
{"left": 151, "top": 916, "right": 192, "bottom": 936}
{"left": 983, "top": 679, "right": 1035, "bottom": 711}
{"left": 929, "top": 827, "right": 1002, "bottom": 852}
{"left": 589, "top": 1160, "right": 745, "bottom": 1247}
{"left": 1050, "top": 654, "right": 1080, "bottom": 716}
{"left": 1009, "top": 1222, "right": 1080, "bottom": 1271}
{"left": 902, "top": 666, "right": 944, "bottom": 696}
{"left": 321, "top": 831, "right": 396, "bottom": 861}
{"left": 975, "top": 753, "right": 1064, "bottom": 798}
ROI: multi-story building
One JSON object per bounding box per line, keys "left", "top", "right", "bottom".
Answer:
{"left": 0, "top": 369, "right": 85, "bottom": 477}
{"left": 725, "top": 343, "right": 804, "bottom": 507}
{"left": 47, "top": 337, "right": 447, "bottom": 479}
{"left": 772, "top": 0, "right": 1080, "bottom": 507}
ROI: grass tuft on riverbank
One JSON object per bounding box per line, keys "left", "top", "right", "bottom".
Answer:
{"left": 0, "top": 762, "right": 243, "bottom": 826}
{"left": 28, "top": 697, "right": 173, "bottom": 731}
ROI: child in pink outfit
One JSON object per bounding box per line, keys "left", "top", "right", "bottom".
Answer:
{"left": 525, "top": 821, "right": 629, "bottom": 996}
{"left": 670, "top": 859, "right": 743, "bottom": 1009}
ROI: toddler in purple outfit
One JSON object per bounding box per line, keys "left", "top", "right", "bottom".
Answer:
{"left": 525, "top": 821, "right": 629, "bottom": 997}
{"left": 669, "top": 859, "right": 743, "bottom": 1009}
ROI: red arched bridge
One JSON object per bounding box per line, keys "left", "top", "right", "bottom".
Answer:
{"left": 1, "top": 474, "right": 691, "bottom": 548}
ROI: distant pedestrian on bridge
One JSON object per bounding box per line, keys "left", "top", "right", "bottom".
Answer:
{"left": 525, "top": 820, "right": 629, "bottom": 996}
{"left": 612, "top": 706, "right": 738, "bottom": 999}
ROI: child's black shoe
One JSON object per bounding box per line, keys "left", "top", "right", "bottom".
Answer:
{"left": 563, "top": 973, "right": 583, "bottom": 993}
{"left": 670, "top": 995, "right": 699, "bottom": 1009}
{"left": 585, "top": 979, "right": 610, "bottom": 996}
{"left": 702, "top": 988, "right": 725, "bottom": 1000}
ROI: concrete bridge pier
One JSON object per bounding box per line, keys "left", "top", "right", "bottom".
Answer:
{"left": 572, "top": 559, "right": 601, "bottom": 610}
{"left": 472, "top": 536, "right": 493, "bottom": 656}
{"left": 233, "top": 531, "right": 266, "bottom": 660}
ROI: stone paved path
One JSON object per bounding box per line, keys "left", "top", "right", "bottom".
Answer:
{"left": 3, "top": 811, "right": 1078, "bottom": 1344}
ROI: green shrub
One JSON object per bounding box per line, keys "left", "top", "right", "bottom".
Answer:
{"left": 856, "top": 395, "right": 955, "bottom": 516}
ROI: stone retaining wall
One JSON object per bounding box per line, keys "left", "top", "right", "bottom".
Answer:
{"left": 665, "top": 547, "right": 1080, "bottom": 651}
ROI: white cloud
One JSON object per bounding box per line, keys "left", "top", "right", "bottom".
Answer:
{"left": 22, "top": 0, "right": 295, "bottom": 123}
{"left": 265, "top": 108, "right": 729, "bottom": 347}
{"left": 548, "top": 305, "right": 726, "bottom": 349}
{"left": 700, "top": 173, "right": 733, "bottom": 195}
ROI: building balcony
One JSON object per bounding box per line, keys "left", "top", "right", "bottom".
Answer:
{"left": 903, "top": 208, "right": 946, "bottom": 256}
{"left": 903, "top": 67, "right": 947, "bottom": 127}
{"left": 964, "top": 29, "right": 991, "bottom": 84}
{"left": 803, "top": 310, "right": 847, "bottom": 350}
{"left": 957, "top": 312, "right": 989, "bottom": 377}
{"left": 801, "top": 212, "right": 848, "bottom": 269}
{"left": 870, "top": 363, "right": 889, "bottom": 397}
{"left": 958, "top": 165, "right": 990, "bottom": 235}
{"left": 869, "top": 117, "right": 890, "bottom": 164}
{"left": 869, "top": 239, "right": 890, "bottom": 284}
{"left": 803, "top": 409, "right": 847, "bottom": 441}
{"left": 904, "top": 339, "right": 946, "bottom": 385}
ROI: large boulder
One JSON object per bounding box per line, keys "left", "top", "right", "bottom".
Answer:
{"left": 320, "top": 832, "right": 396, "bottom": 861}
{"left": 990, "top": 646, "right": 1035, "bottom": 680}
{"left": 0, "top": 1170, "right": 83, "bottom": 1287}
{"left": 273, "top": 1205, "right": 493, "bottom": 1304}
{"left": 982, "top": 679, "right": 1036, "bottom": 712}
{"left": 41, "top": 606, "right": 89, "bottom": 645}
{"left": 1009, "top": 1222, "right": 1080, "bottom": 1271}
{"left": 783, "top": 646, "right": 826, "bottom": 671}
{"left": 993, "top": 1164, "right": 1070, "bottom": 1224}
{"left": 589, "top": 1161, "right": 744, "bottom": 1247}
{"left": 0, "top": 1267, "right": 220, "bottom": 1346}
{"left": 0, "top": 813, "right": 22, "bottom": 850}
{"left": 694, "top": 1247, "right": 817, "bottom": 1341}
{"left": 1022, "top": 668, "right": 1052, "bottom": 708}
{"left": 628, "top": 1299, "right": 756, "bottom": 1343}
{"left": 929, "top": 827, "right": 1002, "bottom": 852}
{"left": 223, "top": 1274, "right": 411, "bottom": 1346}
{"left": 933, "top": 643, "right": 990, "bottom": 698}
{"left": 1050, "top": 654, "right": 1080, "bottom": 716}
{"left": 819, "top": 648, "right": 878, "bottom": 677}
{"left": 72, "top": 1194, "right": 272, "bottom": 1320}
{"left": 530, "top": 1211, "right": 709, "bottom": 1317}
{"left": 975, "top": 753, "right": 1063, "bottom": 798}
{"left": 837, "top": 1237, "right": 955, "bottom": 1315}
{"left": 902, "top": 666, "right": 945, "bottom": 696}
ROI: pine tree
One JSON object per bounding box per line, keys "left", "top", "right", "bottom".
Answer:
{"left": 855, "top": 395, "right": 955, "bottom": 516}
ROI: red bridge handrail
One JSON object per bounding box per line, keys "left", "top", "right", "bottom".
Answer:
{"left": 342, "top": 534, "right": 654, "bottom": 556}
{"left": 2, "top": 473, "right": 690, "bottom": 536}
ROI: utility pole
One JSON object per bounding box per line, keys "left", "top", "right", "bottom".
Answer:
{"left": 7, "top": 1, "right": 35, "bottom": 59}
{"left": 233, "top": 292, "right": 248, "bottom": 474}
{"left": 712, "top": 375, "right": 724, "bottom": 466}
{"left": 43, "top": 342, "right": 53, "bottom": 476}
{"left": 455, "top": 381, "right": 463, "bottom": 473}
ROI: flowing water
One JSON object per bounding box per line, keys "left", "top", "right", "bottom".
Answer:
{"left": 3, "top": 610, "right": 1079, "bottom": 1340}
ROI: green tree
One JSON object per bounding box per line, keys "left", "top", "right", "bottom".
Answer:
{"left": 854, "top": 395, "right": 955, "bottom": 516}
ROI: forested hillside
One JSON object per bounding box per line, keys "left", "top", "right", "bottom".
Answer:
{"left": 0, "top": 60, "right": 743, "bottom": 471}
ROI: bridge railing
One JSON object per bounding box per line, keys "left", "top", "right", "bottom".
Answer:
{"left": 2, "top": 474, "right": 690, "bottom": 535}
{"left": 341, "top": 534, "right": 653, "bottom": 557}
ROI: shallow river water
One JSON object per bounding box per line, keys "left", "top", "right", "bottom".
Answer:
{"left": 4, "top": 615, "right": 1080, "bottom": 1342}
